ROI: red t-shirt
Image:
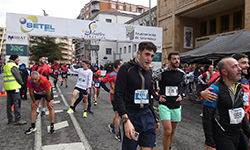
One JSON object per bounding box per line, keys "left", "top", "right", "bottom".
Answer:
{"left": 27, "top": 75, "right": 52, "bottom": 92}
{"left": 93, "top": 70, "right": 101, "bottom": 83}
{"left": 51, "top": 64, "right": 60, "bottom": 75}
{"left": 101, "top": 71, "right": 117, "bottom": 101}
{"left": 31, "top": 64, "right": 52, "bottom": 76}
{"left": 61, "top": 65, "right": 68, "bottom": 72}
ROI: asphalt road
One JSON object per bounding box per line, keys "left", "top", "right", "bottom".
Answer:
{"left": 0, "top": 74, "right": 206, "bottom": 150}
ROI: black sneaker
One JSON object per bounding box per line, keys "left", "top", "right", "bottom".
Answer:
{"left": 61, "top": 82, "right": 63, "bottom": 86}
{"left": 50, "top": 126, "right": 56, "bottom": 134}
{"left": 115, "top": 132, "right": 121, "bottom": 142}
{"left": 66, "top": 85, "right": 68, "bottom": 88}
{"left": 25, "top": 127, "right": 37, "bottom": 134}
{"left": 87, "top": 110, "right": 94, "bottom": 114}
{"left": 41, "top": 111, "right": 46, "bottom": 116}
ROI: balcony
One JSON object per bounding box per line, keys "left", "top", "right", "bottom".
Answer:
{"left": 61, "top": 50, "right": 68, "bottom": 54}
{"left": 90, "top": 4, "right": 100, "bottom": 13}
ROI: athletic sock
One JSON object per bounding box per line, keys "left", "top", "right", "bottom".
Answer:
{"left": 31, "top": 123, "right": 35, "bottom": 128}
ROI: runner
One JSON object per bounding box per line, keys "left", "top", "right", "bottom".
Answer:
{"left": 114, "top": 41, "right": 160, "bottom": 150}
{"left": 92, "top": 64, "right": 101, "bottom": 106}
{"left": 152, "top": 52, "right": 188, "bottom": 150}
{"left": 60, "top": 63, "right": 68, "bottom": 88}
{"left": 25, "top": 71, "right": 55, "bottom": 134}
{"left": 100, "top": 59, "right": 123, "bottom": 141}
{"left": 203, "top": 57, "right": 250, "bottom": 150}
{"left": 67, "top": 59, "right": 92, "bottom": 118}
{"left": 51, "top": 61, "right": 60, "bottom": 88}
{"left": 31, "top": 56, "right": 62, "bottom": 116}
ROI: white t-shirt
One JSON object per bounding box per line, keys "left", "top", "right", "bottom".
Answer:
{"left": 70, "top": 65, "right": 93, "bottom": 90}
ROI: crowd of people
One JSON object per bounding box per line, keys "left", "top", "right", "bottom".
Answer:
{"left": 3, "top": 41, "right": 250, "bottom": 150}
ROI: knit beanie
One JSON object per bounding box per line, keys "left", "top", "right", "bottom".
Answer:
{"left": 9, "top": 54, "right": 18, "bottom": 61}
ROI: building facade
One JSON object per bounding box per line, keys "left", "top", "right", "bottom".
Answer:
{"left": 75, "top": 0, "right": 149, "bottom": 64}
{"left": 0, "top": 27, "right": 6, "bottom": 63}
{"left": 55, "top": 38, "right": 74, "bottom": 64}
{"left": 158, "top": 0, "right": 247, "bottom": 60}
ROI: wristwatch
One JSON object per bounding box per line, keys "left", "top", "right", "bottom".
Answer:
{"left": 122, "top": 117, "right": 129, "bottom": 123}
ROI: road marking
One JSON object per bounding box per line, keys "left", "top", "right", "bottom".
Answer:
{"left": 58, "top": 87, "right": 92, "bottom": 150}
{"left": 47, "top": 121, "right": 69, "bottom": 132}
{"left": 45, "top": 110, "right": 63, "bottom": 115}
{"left": 54, "top": 100, "right": 60, "bottom": 104}
{"left": 34, "top": 113, "right": 42, "bottom": 150}
{"left": 54, "top": 95, "right": 58, "bottom": 98}
{"left": 42, "top": 142, "right": 85, "bottom": 150}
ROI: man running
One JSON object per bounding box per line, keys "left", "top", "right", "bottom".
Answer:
{"left": 67, "top": 59, "right": 92, "bottom": 118}
{"left": 25, "top": 71, "right": 55, "bottom": 134}
{"left": 60, "top": 63, "right": 68, "bottom": 88}
{"left": 92, "top": 64, "right": 101, "bottom": 106}
{"left": 100, "top": 59, "right": 123, "bottom": 141}
{"left": 51, "top": 61, "right": 60, "bottom": 88}
{"left": 203, "top": 57, "right": 250, "bottom": 150}
{"left": 114, "top": 41, "right": 160, "bottom": 150}
{"left": 152, "top": 52, "right": 188, "bottom": 150}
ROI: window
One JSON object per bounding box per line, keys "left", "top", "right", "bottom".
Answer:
{"left": 120, "top": 48, "right": 122, "bottom": 54}
{"left": 112, "top": 4, "right": 116, "bottom": 9}
{"left": 106, "top": 48, "right": 112, "bottom": 55}
{"left": 200, "top": 21, "right": 207, "bottom": 36}
{"left": 210, "top": 18, "right": 216, "bottom": 34}
{"left": 86, "top": 14, "right": 89, "bottom": 19}
{"left": 128, "top": 45, "right": 131, "bottom": 53}
{"left": 119, "top": 5, "right": 123, "bottom": 10}
{"left": 134, "top": 44, "right": 137, "bottom": 52}
{"left": 132, "top": 7, "right": 136, "bottom": 12}
{"left": 221, "top": 14, "right": 229, "bottom": 32}
{"left": 106, "top": 19, "right": 112, "bottom": 23}
{"left": 137, "top": 8, "right": 142, "bottom": 13}
{"left": 86, "top": 7, "right": 89, "bottom": 11}
{"left": 233, "top": 10, "right": 242, "bottom": 29}
{"left": 126, "top": 5, "right": 130, "bottom": 11}
{"left": 124, "top": 47, "right": 126, "bottom": 54}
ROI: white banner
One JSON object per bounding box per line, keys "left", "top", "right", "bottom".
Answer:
{"left": 6, "top": 13, "right": 162, "bottom": 43}
{"left": 6, "top": 32, "right": 29, "bottom": 45}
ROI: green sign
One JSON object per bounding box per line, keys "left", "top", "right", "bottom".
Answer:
{"left": 152, "top": 52, "right": 162, "bottom": 62}
{"left": 6, "top": 44, "right": 28, "bottom": 56}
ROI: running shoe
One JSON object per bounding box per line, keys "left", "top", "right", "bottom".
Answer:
{"left": 87, "top": 109, "right": 94, "bottom": 114}
{"left": 108, "top": 124, "right": 116, "bottom": 134}
{"left": 61, "top": 82, "right": 63, "bottom": 86}
{"left": 94, "top": 101, "right": 97, "bottom": 106}
{"left": 41, "top": 111, "right": 46, "bottom": 116}
{"left": 25, "top": 127, "right": 37, "bottom": 134}
{"left": 66, "top": 85, "right": 68, "bottom": 88}
{"left": 83, "top": 112, "right": 87, "bottom": 118}
{"left": 36, "top": 112, "right": 40, "bottom": 118}
{"left": 115, "top": 132, "right": 121, "bottom": 142}
{"left": 50, "top": 126, "right": 56, "bottom": 134}
{"left": 67, "top": 108, "right": 74, "bottom": 114}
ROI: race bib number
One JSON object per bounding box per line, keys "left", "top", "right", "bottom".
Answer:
{"left": 228, "top": 108, "right": 245, "bottom": 124}
{"left": 134, "top": 90, "right": 149, "bottom": 104}
{"left": 94, "top": 83, "right": 100, "bottom": 87}
{"left": 55, "top": 70, "right": 58, "bottom": 73}
{"left": 62, "top": 74, "right": 67, "bottom": 78}
{"left": 165, "top": 86, "right": 178, "bottom": 96}
{"left": 243, "top": 93, "right": 249, "bottom": 106}
{"left": 78, "top": 77, "right": 85, "bottom": 83}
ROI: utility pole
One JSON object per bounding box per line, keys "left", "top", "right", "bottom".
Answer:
{"left": 149, "top": 0, "right": 151, "bottom": 26}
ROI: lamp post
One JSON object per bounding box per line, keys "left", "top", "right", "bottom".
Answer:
{"left": 149, "top": 0, "right": 151, "bottom": 26}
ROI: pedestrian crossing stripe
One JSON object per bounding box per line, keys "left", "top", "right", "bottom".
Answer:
{"left": 47, "top": 121, "right": 69, "bottom": 133}
{"left": 54, "top": 100, "right": 60, "bottom": 104}
{"left": 54, "top": 95, "right": 58, "bottom": 98}
{"left": 42, "top": 142, "right": 85, "bottom": 150}
{"left": 45, "top": 110, "right": 63, "bottom": 115}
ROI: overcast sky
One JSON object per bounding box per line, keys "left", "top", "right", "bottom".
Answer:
{"left": 0, "top": 0, "right": 157, "bottom": 27}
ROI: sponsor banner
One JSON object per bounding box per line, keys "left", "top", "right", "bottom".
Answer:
{"left": 119, "top": 24, "right": 162, "bottom": 43}
{"left": 6, "top": 32, "right": 29, "bottom": 45}
{"left": 6, "top": 44, "right": 28, "bottom": 56}
{"left": 6, "top": 13, "right": 162, "bottom": 43}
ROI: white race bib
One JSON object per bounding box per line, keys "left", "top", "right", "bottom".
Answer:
{"left": 78, "top": 77, "right": 85, "bottom": 83}
{"left": 243, "top": 93, "right": 249, "bottom": 106}
{"left": 165, "top": 86, "right": 178, "bottom": 96}
{"left": 62, "top": 74, "right": 67, "bottom": 77}
{"left": 228, "top": 108, "right": 245, "bottom": 124}
{"left": 94, "top": 83, "right": 100, "bottom": 87}
{"left": 134, "top": 90, "right": 149, "bottom": 104}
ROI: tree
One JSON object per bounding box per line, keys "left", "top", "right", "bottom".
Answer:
{"left": 29, "top": 36, "right": 63, "bottom": 62}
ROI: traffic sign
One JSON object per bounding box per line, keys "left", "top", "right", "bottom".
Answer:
{"left": 85, "top": 45, "right": 99, "bottom": 51}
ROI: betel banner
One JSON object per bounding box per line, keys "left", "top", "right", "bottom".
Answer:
{"left": 6, "top": 13, "right": 162, "bottom": 43}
